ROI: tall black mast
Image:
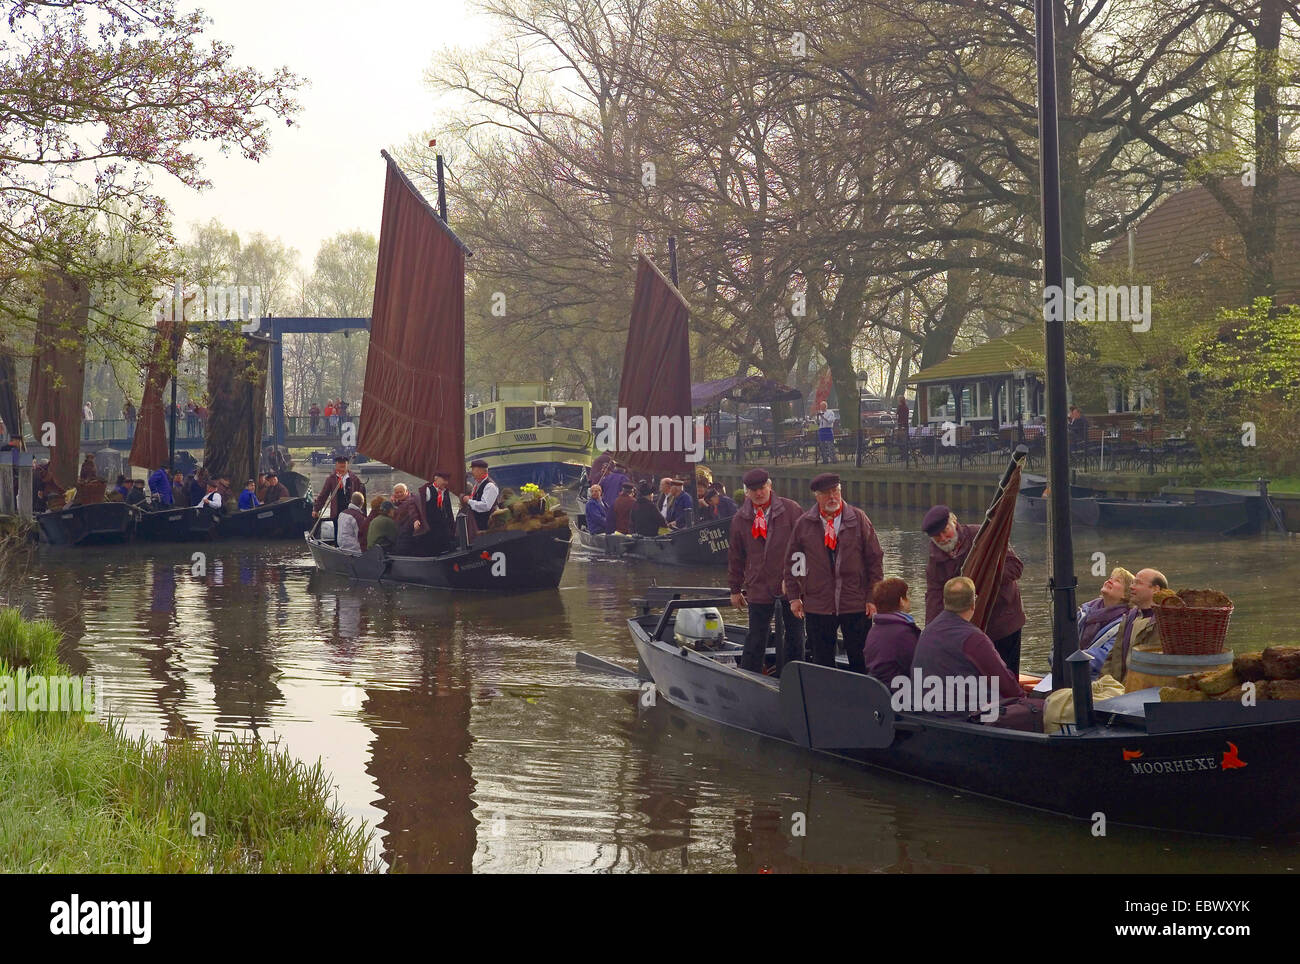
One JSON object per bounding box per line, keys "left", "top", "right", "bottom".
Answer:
{"left": 1036, "top": 0, "right": 1079, "bottom": 685}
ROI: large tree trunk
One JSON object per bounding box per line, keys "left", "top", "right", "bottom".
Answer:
{"left": 1246, "top": 0, "right": 1283, "bottom": 303}
{"left": 203, "top": 335, "right": 269, "bottom": 485}
{"left": 27, "top": 272, "right": 89, "bottom": 488}
{"left": 0, "top": 352, "right": 22, "bottom": 439}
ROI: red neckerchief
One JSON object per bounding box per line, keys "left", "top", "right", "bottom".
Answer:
{"left": 436, "top": 487, "right": 444, "bottom": 508}
{"left": 751, "top": 500, "right": 769, "bottom": 539}
{"left": 821, "top": 504, "right": 843, "bottom": 549}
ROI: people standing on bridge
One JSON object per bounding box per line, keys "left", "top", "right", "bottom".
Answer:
{"left": 82, "top": 401, "right": 94, "bottom": 440}
{"left": 123, "top": 399, "right": 136, "bottom": 440}
{"left": 922, "top": 503, "right": 1026, "bottom": 675}
{"left": 313, "top": 455, "right": 366, "bottom": 520}
{"left": 184, "top": 401, "right": 198, "bottom": 438}
{"left": 325, "top": 400, "right": 337, "bottom": 433}
{"left": 784, "top": 473, "right": 885, "bottom": 674}
{"left": 729, "top": 468, "right": 805, "bottom": 673}
{"left": 309, "top": 402, "right": 321, "bottom": 434}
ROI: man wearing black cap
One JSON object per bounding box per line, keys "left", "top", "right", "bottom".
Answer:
{"left": 783, "top": 473, "right": 885, "bottom": 673}
{"left": 729, "top": 468, "right": 805, "bottom": 672}
{"left": 412, "top": 471, "right": 455, "bottom": 554}
{"left": 921, "top": 504, "right": 1026, "bottom": 674}
{"left": 460, "top": 459, "right": 500, "bottom": 530}
{"left": 313, "top": 455, "right": 366, "bottom": 520}
{"left": 665, "top": 478, "right": 694, "bottom": 529}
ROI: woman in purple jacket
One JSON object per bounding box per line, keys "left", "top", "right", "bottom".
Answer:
{"left": 862, "top": 577, "right": 921, "bottom": 684}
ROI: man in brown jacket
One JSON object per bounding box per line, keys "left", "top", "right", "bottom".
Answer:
{"left": 313, "top": 455, "right": 366, "bottom": 520}
{"left": 922, "top": 504, "right": 1026, "bottom": 674}
{"left": 783, "top": 473, "right": 885, "bottom": 674}
{"left": 728, "top": 468, "right": 805, "bottom": 673}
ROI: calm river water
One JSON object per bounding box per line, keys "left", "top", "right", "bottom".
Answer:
{"left": 16, "top": 498, "right": 1300, "bottom": 872}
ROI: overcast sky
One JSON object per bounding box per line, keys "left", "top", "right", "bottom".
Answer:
{"left": 160, "top": 0, "right": 492, "bottom": 269}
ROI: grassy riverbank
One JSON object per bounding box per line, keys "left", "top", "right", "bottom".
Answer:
{"left": 0, "top": 609, "right": 377, "bottom": 872}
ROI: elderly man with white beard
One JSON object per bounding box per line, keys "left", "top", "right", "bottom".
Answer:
{"left": 921, "top": 503, "right": 1027, "bottom": 675}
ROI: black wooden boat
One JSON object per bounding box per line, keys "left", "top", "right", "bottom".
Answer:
{"left": 135, "top": 503, "right": 221, "bottom": 542}
{"left": 36, "top": 501, "right": 136, "bottom": 546}
{"left": 1016, "top": 480, "right": 1266, "bottom": 535}
{"left": 307, "top": 524, "right": 572, "bottom": 591}
{"left": 575, "top": 506, "right": 730, "bottom": 566}
{"left": 627, "top": 591, "right": 1300, "bottom": 837}
{"left": 218, "top": 497, "right": 312, "bottom": 539}
{"left": 307, "top": 152, "right": 572, "bottom": 594}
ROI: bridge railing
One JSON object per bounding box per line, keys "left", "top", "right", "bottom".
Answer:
{"left": 56, "top": 415, "right": 364, "bottom": 447}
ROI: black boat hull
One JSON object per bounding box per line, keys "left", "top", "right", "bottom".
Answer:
{"left": 630, "top": 616, "right": 1300, "bottom": 837}
{"left": 217, "top": 497, "right": 312, "bottom": 539}
{"left": 576, "top": 513, "right": 731, "bottom": 566}
{"left": 136, "top": 505, "right": 221, "bottom": 542}
{"left": 308, "top": 524, "right": 572, "bottom": 591}
{"left": 1017, "top": 486, "right": 1263, "bottom": 535}
{"left": 37, "top": 502, "right": 136, "bottom": 546}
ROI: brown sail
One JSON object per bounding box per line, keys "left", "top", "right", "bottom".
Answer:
{"left": 614, "top": 255, "right": 692, "bottom": 481}
{"left": 358, "top": 151, "right": 470, "bottom": 492}
{"left": 130, "top": 318, "right": 185, "bottom": 472}
{"left": 960, "top": 448, "right": 1027, "bottom": 634}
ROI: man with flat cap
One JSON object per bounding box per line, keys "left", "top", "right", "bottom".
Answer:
{"left": 921, "top": 503, "right": 1026, "bottom": 674}
{"left": 729, "top": 468, "right": 805, "bottom": 673}
{"left": 612, "top": 481, "right": 637, "bottom": 534}
{"left": 460, "top": 459, "right": 500, "bottom": 531}
{"left": 411, "top": 471, "right": 456, "bottom": 555}
{"left": 665, "top": 478, "right": 694, "bottom": 529}
{"left": 783, "top": 472, "right": 885, "bottom": 673}
{"left": 314, "top": 455, "right": 366, "bottom": 520}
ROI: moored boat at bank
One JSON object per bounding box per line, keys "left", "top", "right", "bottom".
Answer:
{"left": 36, "top": 501, "right": 135, "bottom": 546}
{"left": 575, "top": 511, "right": 730, "bottom": 566}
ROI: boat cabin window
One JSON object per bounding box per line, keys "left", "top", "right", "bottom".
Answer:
{"left": 506, "top": 406, "right": 535, "bottom": 430}
{"left": 538, "top": 405, "right": 584, "bottom": 429}
{"left": 469, "top": 409, "right": 496, "bottom": 440}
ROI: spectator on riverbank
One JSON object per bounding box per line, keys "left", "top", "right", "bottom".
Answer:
{"left": 123, "top": 400, "right": 136, "bottom": 440}
{"left": 309, "top": 402, "right": 321, "bottom": 434}
{"left": 1068, "top": 405, "right": 1089, "bottom": 457}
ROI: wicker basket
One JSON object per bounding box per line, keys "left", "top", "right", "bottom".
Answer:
{"left": 1155, "top": 603, "right": 1233, "bottom": 655}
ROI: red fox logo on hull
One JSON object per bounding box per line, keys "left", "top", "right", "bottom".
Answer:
{"left": 1122, "top": 749, "right": 1143, "bottom": 761}
{"left": 1221, "top": 742, "right": 1247, "bottom": 769}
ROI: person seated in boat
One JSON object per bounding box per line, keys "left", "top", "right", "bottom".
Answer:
{"left": 656, "top": 477, "right": 674, "bottom": 517}
{"left": 631, "top": 480, "right": 669, "bottom": 536}
{"left": 665, "top": 479, "right": 694, "bottom": 529}
{"left": 612, "top": 481, "right": 637, "bottom": 533}
{"left": 199, "top": 481, "right": 222, "bottom": 511}
{"left": 169, "top": 471, "right": 187, "bottom": 507}
{"left": 313, "top": 455, "right": 366, "bottom": 520}
{"left": 337, "top": 491, "right": 367, "bottom": 552}
{"left": 366, "top": 492, "right": 385, "bottom": 522}
{"left": 910, "top": 577, "right": 1031, "bottom": 728}
{"left": 922, "top": 503, "right": 1026, "bottom": 674}
{"left": 707, "top": 482, "right": 737, "bottom": 520}
{"left": 79, "top": 453, "right": 98, "bottom": 482}
{"left": 262, "top": 471, "right": 290, "bottom": 504}
{"left": 1104, "top": 567, "right": 1168, "bottom": 684}
{"left": 254, "top": 473, "right": 269, "bottom": 503}
{"left": 114, "top": 474, "right": 130, "bottom": 500}
{"left": 216, "top": 475, "right": 235, "bottom": 507}
{"left": 585, "top": 484, "right": 610, "bottom": 533}
{"left": 238, "top": 479, "right": 261, "bottom": 511}
{"left": 126, "top": 478, "right": 147, "bottom": 506}
{"left": 1077, "top": 567, "right": 1134, "bottom": 677}
{"left": 148, "top": 463, "right": 174, "bottom": 506}
{"left": 863, "top": 577, "right": 920, "bottom": 684}
{"left": 367, "top": 501, "right": 399, "bottom": 551}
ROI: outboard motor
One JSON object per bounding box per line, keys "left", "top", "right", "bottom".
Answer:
{"left": 674, "top": 606, "right": 725, "bottom": 651}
